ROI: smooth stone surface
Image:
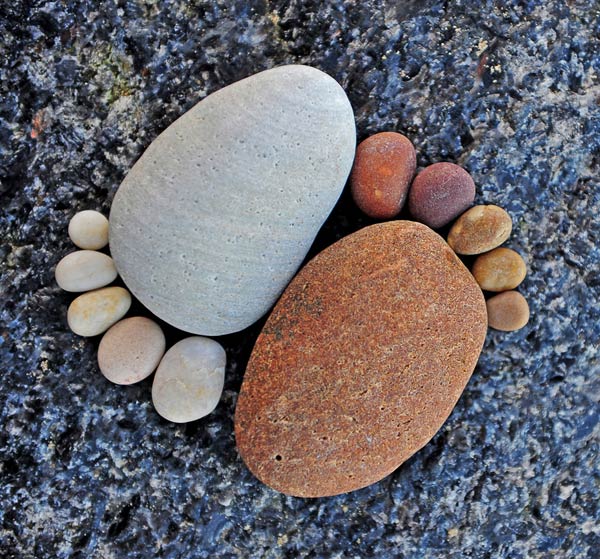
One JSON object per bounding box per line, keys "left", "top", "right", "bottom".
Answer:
{"left": 152, "top": 337, "right": 226, "bottom": 423}
{"left": 486, "top": 291, "right": 530, "bottom": 332}
{"left": 110, "top": 65, "right": 356, "bottom": 336}
{"left": 408, "top": 162, "right": 476, "bottom": 228}
{"left": 448, "top": 205, "right": 512, "bottom": 255}
{"left": 235, "top": 221, "right": 487, "bottom": 497}
{"left": 350, "top": 132, "right": 417, "bottom": 219}
{"left": 67, "top": 287, "right": 131, "bottom": 337}
{"left": 98, "top": 317, "right": 166, "bottom": 385}
{"left": 472, "top": 247, "right": 527, "bottom": 292}
{"left": 68, "top": 210, "right": 109, "bottom": 250}
{"left": 55, "top": 250, "right": 117, "bottom": 292}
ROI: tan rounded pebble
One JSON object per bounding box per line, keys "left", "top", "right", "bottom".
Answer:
{"left": 472, "top": 247, "right": 526, "bottom": 292}
{"left": 486, "top": 291, "right": 530, "bottom": 331}
{"left": 152, "top": 337, "right": 226, "bottom": 423}
{"left": 68, "top": 210, "right": 109, "bottom": 250}
{"left": 55, "top": 250, "right": 117, "bottom": 292}
{"left": 67, "top": 287, "right": 131, "bottom": 337}
{"left": 447, "top": 205, "right": 512, "bottom": 255}
{"left": 98, "top": 317, "right": 166, "bottom": 385}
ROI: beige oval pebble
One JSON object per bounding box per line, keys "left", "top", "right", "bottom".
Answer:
{"left": 448, "top": 205, "right": 512, "bottom": 255}
{"left": 487, "top": 291, "right": 530, "bottom": 331}
{"left": 55, "top": 250, "right": 117, "bottom": 292}
{"left": 472, "top": 247, "right": 526, "bottom": 292}
{"left": 152, "top": 337, "right": 226, "bottom": 423}
{"left": 68, "top": 210, "right": 109, "bottom": 250}
{"left": 67, "top": 287, "right": 131, "bottom": 337}
{"left": 98, "top": 317, "right": 166, "bottom": 385}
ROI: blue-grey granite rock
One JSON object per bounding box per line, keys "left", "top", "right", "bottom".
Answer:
{"left": 0, "top": 1, "right": 598, "bottom": 558}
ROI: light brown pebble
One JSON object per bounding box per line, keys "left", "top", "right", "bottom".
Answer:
{"left": 472, "top": 247, "right": 526, "bottom": 292}
{"left": 152, "top": 337, "right": 227, "bottom": 423}
{"left": 486, "top": 291, "right": 530, "bottom": 331}
{"left": 447, "top": 205, "right": 512, "bottom": 255}
{"left": 68, "top": 210, "right": 109, "bottom": 250}
{"left": 98, "top": 317, "right": 166, "bottom": 385}
{"left": 55, "top": 250, "right": 117, "bottom": 292}
{"left": 67, "top": 287, "right": 131, "bottom": 337}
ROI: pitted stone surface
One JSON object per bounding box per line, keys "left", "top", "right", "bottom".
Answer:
{"left": 109, "top": 65, "right": 355, "bottom": 336}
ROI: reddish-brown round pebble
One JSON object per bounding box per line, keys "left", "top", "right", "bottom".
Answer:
{"left": 486, "top": 291, "right": 530, "bottom": 331}
{"left": 472, "top": 247, "right": 527, "bottom": 292}
{"left": 350, "top": 132, "right": 417, "bottom": 219}
{"left": 408, "top": 162, "right": 476, "bottom": 228}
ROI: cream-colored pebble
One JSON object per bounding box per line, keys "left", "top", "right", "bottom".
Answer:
{"left": 68, "top": 210, "right": 109, "bottom": 250}
{"left": 55, "top": 250, "right": 117, "bottom": 292}
{"left": 98, "top": 317, "right": 166, "bottom": 385}
{"left": 67, "top": 287, "right": 131, "bottom": 337}
{"left": 152, "top": 337, "right": 226, "bottom": 423}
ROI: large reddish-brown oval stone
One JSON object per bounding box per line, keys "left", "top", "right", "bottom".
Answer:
{"left": 235, "top": 221, "right": 487, "bottom": 497}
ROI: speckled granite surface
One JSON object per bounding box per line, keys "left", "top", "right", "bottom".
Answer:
{"left": 1, "top": 1, "right": 599, "bottom": 557}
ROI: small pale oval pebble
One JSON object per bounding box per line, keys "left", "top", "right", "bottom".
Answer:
{"left": 486, "top": 291, "right": 530, "bottom": 331}
{"left": 350, "top": 132, "right": 417, "bottom": 219}
{"left": 152, "top": 337, "right": 226, "bottom": 423}
{"left": 98, "top": 317, "right": 166, "bottom": 385}
{"left": 68, "top": 210, "right": 109, "bottom": 250}
{"left": 447, "top": 205, "right": 512, "bottom": 255}
{"left": 408, "top": 162, "right": 476, "bottom": 228}
{"left": 472, "top": 247, "right": 526, "bottom": 292}
{"left": 55, "top": 250, "right": 117, "bottom": 292}
{"left": 67, "top": 287, "right": 132, "bottom": 337}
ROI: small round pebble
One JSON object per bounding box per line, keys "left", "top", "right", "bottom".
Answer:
{"left": 67, "top": 286, "right": 131, "bottom": 337}
{"left": 152, "top": 337, "right": 226, "bottom": 423}
{"left": 408, "top": 162, "right": 476, "bottom": 228}
{"left": 486, "top": 291, "right": 530, "bottom": 331}
{"left": 68, "top": 210, "right": 109, "bottom": 250}
{"left": 98, "top": 317, "right": 166, "bottom": 385}
{"left": 55, "top": 250, "right": 117, "bottom": 292}
{"left": 472, "top": 247, "right": 527, "bottom": 292}
{"left": 350, "top": 132, "right": 417, "bottom": 219}
{"left": 447, "top": 205, "right": 512, "bottom": 255}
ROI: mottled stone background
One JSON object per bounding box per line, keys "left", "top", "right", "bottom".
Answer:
{"left": 1, "top": 1, "right": 599, "bottom": 557}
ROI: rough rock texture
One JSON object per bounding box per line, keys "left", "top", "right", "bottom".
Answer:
{"left": 109, "top": 64, "right": 356, "bottom": 336}
{"left": 1, "top": 1, "right": 599, "bottom": 558}
{"left": 236, "top": 221, "right": 487, "bottom": 497}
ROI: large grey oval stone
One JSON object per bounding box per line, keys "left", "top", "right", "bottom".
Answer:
{"left": 109, "top": 65, "right": 356, "bottom": 335}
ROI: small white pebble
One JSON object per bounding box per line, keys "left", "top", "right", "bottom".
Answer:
{"left": 68, "top": 210, "right": 109, "bottom": 250}
{"left": 98, "top": 317, "right": 166, "bottom": 385}
{"left": 67, "top": 286, "right": 131, "bottom": 337}
{"left": 152, "top": 336, "right": 226, "bottom": 423}
{"left": 55, "top": 250, "right": 117, "bottom": 292}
